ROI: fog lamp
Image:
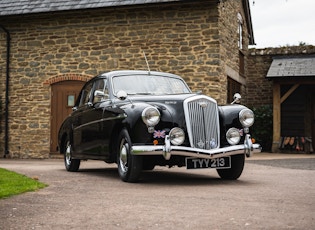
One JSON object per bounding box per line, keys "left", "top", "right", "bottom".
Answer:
{"left": 169, "top": 127, "right": 185, "bottom": 146}
{"left": 226, "top": 128, "right": 241, "bottom": 145}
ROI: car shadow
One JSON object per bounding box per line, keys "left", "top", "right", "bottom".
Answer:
{"left": 75, "top": 167, "right": 251, "bottom": 186}
{"left": 139, "top": 170, "right": 251, "bottom": 186}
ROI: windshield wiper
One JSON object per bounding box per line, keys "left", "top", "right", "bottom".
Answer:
{"left": 135, "top": 93, "right": 153, "bottom": 95}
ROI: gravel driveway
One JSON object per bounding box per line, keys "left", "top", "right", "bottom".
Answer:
{"left": 1, "top": 153, "right": 315, "bottom": 230}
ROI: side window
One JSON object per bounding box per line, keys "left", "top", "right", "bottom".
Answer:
{"left": 94, "top": 79, "right": 105, "bottom": 92}
{"left": 78, "top": 82, "right": 93, "bottom": 107}
{"left": 93, "top": 79, "right": 109, "bottom": 103}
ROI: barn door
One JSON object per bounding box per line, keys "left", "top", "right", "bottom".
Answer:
{"left": 50, "top": 81, "right": 85, "bottom": 153}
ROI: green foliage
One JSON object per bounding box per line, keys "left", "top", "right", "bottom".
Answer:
{"left": 0, "top": 168, "right": 47, "bottom": 199}
{"left": 298, "top": 41, "right": 307, "bottom": 46}
{"left": 251, "top": 104, "right": 273, "bottom": 152}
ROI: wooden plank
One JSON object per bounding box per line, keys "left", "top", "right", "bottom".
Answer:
{"left": 272, "top": 83, "right": 281, "bottom": 152}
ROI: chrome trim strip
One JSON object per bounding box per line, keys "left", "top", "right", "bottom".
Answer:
{"left": 132, "top": 143, "right": 261, "bottom": 160}
{"left": 73, "top": 114, "right": 126, "bottom": 131}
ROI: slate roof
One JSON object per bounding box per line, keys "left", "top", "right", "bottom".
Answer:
{"left": 267, "top": 56, "right": 315, "bottom": 78}
{"left": 0, "top": 0, "right": 181, "bottom": 16}
{"left": 0, "top": 0, "right": 255, "bottom": 45}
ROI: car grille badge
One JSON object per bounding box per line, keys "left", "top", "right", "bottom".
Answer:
{"left": 198, "top": 100, "right": 208, "bottom": 108}
{"left": 210, "top": 138, "right": 217, "bottom": 148}
{"left": 197, "top": 139, "right": 205, "bottom": 148}
{"left": 153, "top": 130, "right": 166, "bottom": 139}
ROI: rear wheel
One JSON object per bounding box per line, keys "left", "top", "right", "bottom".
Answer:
{"left": 117, "top": 129, "right": 143, "bottom": 182}
{"left": 64, "top": 138, "right": 80, "bottom": 172}
{"left": 217, "top": 154, "right": 245, "bottom": 180}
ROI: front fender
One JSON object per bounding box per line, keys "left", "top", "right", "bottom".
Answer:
{"left": 119, "top": 102, "right": 176, "bottom": 144}
{"left": 218, "top": 104, "right": 248, "bottom": 146}
{"left": 218, "top": 104, "right": 247, "bottom": 128}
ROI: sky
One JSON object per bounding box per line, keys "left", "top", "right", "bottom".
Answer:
{"left": 249, "top": 0, "right": 315, "bottom": 48}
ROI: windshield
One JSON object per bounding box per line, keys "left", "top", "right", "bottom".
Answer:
{"left": 112, "top": 75, "right": 191, "bottom": 95}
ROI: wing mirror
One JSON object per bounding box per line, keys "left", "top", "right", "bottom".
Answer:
{"left": 94, "top": 90, "right": 108, "bottom": 102}
{"left": 116, "top": 90, "right": 128, "bottom": 100}
{"left": 94, "top": 90, "right": 105, "bottom": 97}
{"left": 231, "top": 93, "right": 241, "bottom": 104}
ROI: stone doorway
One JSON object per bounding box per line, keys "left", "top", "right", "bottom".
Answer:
{"left": 50, "top": 80, "right": 85, "bottom": 153}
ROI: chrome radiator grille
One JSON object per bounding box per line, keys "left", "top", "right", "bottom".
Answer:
{"left": 183, "top": 96, "right": 220, "bottom": 150}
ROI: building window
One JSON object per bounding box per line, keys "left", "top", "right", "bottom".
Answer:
{"left": 239, "top": 50, "right": 245, "bottom": 76}
{"left": 67, "top": 95, "right": 75, "bottom": 107}
{"left": 227, "top": 77, "right": 241, "bottom": 103}
{"left": 237, "top": 13, "right": 243, "bottom": 50}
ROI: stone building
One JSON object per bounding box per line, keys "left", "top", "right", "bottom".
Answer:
{"left": 248, "top": 46, "right": 315, "bottom": 153}
{"left": 0, "top": 0, "right": 254, "bottom": 158}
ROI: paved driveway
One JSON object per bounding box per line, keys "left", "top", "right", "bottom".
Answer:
{"left": 1, "top": 153, "right": 315, "bottom": 229}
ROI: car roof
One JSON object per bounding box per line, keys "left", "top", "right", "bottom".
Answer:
{"left": 100, "top": 70, "right": 183, "bottom": 79}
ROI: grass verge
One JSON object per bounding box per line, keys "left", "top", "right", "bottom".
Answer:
{"left": 0, "top": 168, "right": 47, "bottom": 199}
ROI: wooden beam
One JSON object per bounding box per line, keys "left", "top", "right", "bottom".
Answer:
{"left": 280, "top": 84, "right": 300, "bottom": 104}
{"left": 273, "top": 78, "right": 315, "bottom": 85}
{"left": 272, "top": 83, "right": 281, "bottom": 152}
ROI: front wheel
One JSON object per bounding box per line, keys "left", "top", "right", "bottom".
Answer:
{"left": 117, "top": 129, "right": 143, "bottom": 182}
{"left": 64, "top": 139, "right": 80, "bottom": 172}
{"left": 217, "top": 154, "right": 245, "bottom": 180}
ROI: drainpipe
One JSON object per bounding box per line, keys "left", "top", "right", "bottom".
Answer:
{"left": 0, "top": 25, "right": 10, "bottom": 158}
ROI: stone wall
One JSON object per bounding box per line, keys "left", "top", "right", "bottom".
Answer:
{"left": 219, "top": 0, "right": 251, "bottom": 103}
{"left": 0, "top": 31, "right": 7, "bottom": 155}
{"left": 0, "top": 1, "right": 250, "bottom": 158}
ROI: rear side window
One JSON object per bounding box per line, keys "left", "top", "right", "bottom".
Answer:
{"left": 78, "top": 82, "right": 93, "bottom": 107}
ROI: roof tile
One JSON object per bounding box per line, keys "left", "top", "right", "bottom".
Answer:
{"left": 267, "top": 56, "right": 315, "bottom": 78}
{"left": 0, "top": 0, "right": 180, "bottom": 16}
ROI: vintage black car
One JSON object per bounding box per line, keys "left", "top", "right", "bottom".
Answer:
{"left": 58, "top": 70, "right": 261, "bottom": 182}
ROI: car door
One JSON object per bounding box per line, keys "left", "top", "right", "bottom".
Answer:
{"left": 88, "top": 78, "right": 112, "bottom": 158}
{"left": 72, "top": 79, "right": 105, "bottom": 158}
{"left": 72, "top": 80, "right": 93, "bottom": 156}
{"left": 95, "top": 78, "right": 117, "bottom": 160}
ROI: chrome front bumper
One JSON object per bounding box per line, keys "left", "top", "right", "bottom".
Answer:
{"left": 132, "top": 134, "right": 261, "bottom": 160}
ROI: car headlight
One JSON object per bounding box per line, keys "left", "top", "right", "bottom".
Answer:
{"left": 142, "top": 107, "right": 160, "bottom": 126}
{"left": 226, "top": 128, "right": 241, "bottom": 145}
{"left": 239, "top": 109, "right": 254, "bottom": 128}
{"left": 169, "top": 127, "right": 185, "bottom": 145}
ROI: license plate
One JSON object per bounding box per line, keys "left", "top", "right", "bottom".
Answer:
{"left": 186, "top": 156, "right": 231, "bottom": 169}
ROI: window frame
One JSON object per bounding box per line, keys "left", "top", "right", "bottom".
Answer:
{"left": 227, "top": 76, "right": 242, "bottom": 103}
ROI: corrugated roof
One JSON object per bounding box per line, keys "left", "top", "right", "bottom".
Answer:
{"left": 0, "top": 0, "right": 181, "bottom": 16}
{"left": 267, "top": 56, "right": 315, "bottom": 78}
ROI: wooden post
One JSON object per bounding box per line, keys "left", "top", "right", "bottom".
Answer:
{"left": 272, "top": 83, "right": 281, "bottom": 152}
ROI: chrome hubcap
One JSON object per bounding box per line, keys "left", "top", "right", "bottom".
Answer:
{"left": 119, "top": 141, "right": 128, "bottom": 173}
{"left": 65, "top": 142, "right": 72, "bottom": 166}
